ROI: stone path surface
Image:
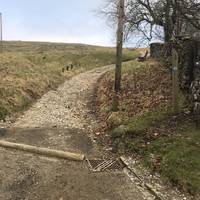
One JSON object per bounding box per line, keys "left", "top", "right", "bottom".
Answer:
{"left": 0, "top": 66, "right": 154, "bottom": 200}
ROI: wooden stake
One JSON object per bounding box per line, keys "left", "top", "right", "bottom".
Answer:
{"left": 172, "top": 48, "right": 179, "bottom": 112}
{"left": 0, "top": 140, "right": 85, "bottom": 161}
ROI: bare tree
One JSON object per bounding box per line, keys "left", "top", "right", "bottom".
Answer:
{"left": 101, "top": 0, "right": 200, "bottom": 43}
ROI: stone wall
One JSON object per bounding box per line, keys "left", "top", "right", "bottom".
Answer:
{"left": 151, "top": 38, "right": 200, "bottom": 124}
{"left": 150, "top": 42, "right": 172, "bottom": 59}
{"left": 190, "top": 39, "right": 200, "bottom": 124}
{"left": 174, "top": 37, "right": 200, "bottom": 124}
{"left": 174, "top": 39, "right": 196, "bottom": 94}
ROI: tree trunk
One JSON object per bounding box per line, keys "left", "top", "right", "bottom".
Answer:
{"left": 164, "top": 0, "right": 174, "bottom": 42}
{"left": 164, "top": 25, "right": 173, "bottom": 42}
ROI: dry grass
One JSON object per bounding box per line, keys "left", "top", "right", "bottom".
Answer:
{"left": 96, "top": 59, "right": 172, "bottom": 124}
{"left": 0, "top": 41, "right": 139, "bottom": 120}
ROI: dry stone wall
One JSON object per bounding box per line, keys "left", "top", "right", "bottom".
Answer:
{"left": 150, "top": 42, "right": 172, "bottom": 59}
{"left": 151, "top": 38, "right": 200, "bottom": 124}
{"left": 174, "top": 39, "right": 195, "bottom": 94}
{"left": 173, "top": 38, "right": 200, "bottom": 123}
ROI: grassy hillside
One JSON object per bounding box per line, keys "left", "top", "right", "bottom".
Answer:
{"left": 96, "top": 60, "right": 200, "bottom": 198}
{"left": 0, "top": 41, "right": 139, "bottom": 120}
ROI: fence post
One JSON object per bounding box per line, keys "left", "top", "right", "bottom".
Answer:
{"left": 172, "top": 47, "right": 179, "bottom": 112}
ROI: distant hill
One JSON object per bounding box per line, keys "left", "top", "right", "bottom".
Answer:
{"left": 2, "top": 41, "right": 113, "bottom": 52}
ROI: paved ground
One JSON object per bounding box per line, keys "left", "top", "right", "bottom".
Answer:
{"left": 0, "top": 66, "right": 153, "bottom": 200}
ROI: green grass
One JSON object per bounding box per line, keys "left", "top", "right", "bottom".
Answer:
{"left": 112, "top": 110, "right": 169, "bottom": 151}
{"left": 112, "top": 110, "right": 200, "bottom": 196}
{"left": 0, "top": 41, "right": 139, "bottom": 120}
{"left": 112, "top": 110, "right": 167, "bottom": 137}
{"left": 144, "top": 128, "right": 200, "bottom": 195}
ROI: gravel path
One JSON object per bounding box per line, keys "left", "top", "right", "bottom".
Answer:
{"left": 13, "top": 65, "right": 113, "bottom": 130}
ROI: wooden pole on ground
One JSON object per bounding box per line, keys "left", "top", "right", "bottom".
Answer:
{"left": 0, "top": 140, "right": 85, "bottom": 161}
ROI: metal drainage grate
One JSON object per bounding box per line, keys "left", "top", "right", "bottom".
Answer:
{"left": 86, "top": 158, "right": 125, "bottom": 172}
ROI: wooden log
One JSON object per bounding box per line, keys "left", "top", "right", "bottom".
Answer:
{"left": 0, "top": 140, "right": 85, "bottom": 161}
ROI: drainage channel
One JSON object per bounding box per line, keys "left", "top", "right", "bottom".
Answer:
{"left": 85, "top": 157, "right": 162, "bottom": 199}
{"left": 85, "top": 158, "right": 125, "bottom": 172}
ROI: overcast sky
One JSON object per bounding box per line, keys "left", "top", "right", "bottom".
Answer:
{"left": 0, "top": 0, "right": 117, "bottom": 46}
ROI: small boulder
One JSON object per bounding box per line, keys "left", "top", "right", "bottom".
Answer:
{"left": 106, "top": 112, "right": 122, "bottom": 128}
{"left": 112, "top": 125, "right": 127, "bottom": 139}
